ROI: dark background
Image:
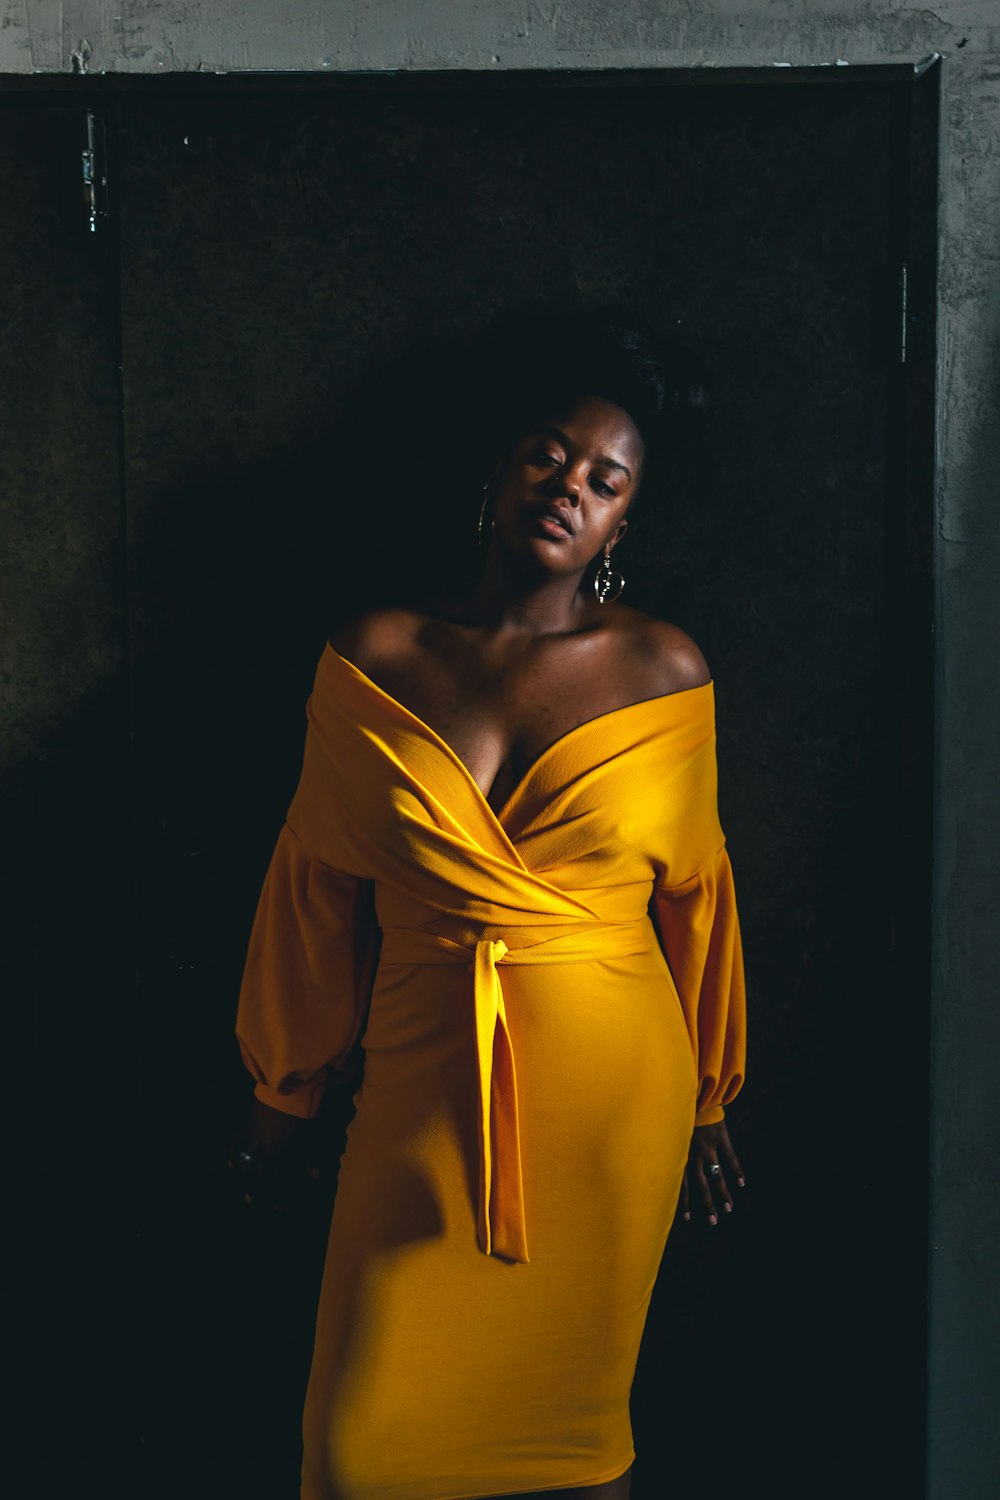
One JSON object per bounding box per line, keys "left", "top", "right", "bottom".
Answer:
{"left": 1, "top": 72, "right": 935, "bottom": 1500}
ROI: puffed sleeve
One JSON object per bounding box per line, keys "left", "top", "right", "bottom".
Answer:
{"left": 235, "top": 820, "right": 382, "bottom": 1118}
{"left": 650, "top": 842, "right": 746, "bottom": 1126}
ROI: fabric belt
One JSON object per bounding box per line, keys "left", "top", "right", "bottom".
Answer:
{"left": 377, "top": 918, "right": 653, "bottom": 1265}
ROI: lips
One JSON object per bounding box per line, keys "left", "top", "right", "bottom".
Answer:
{"left": 532, "top": 504, "right": 575, "bottom": 536}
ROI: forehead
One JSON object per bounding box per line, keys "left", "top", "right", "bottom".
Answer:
{"left": 523, "top": 395, "right": 644, "bottom": 465}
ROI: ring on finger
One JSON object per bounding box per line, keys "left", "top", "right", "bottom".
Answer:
{"left": 707, "top": 1163, "right": 721, "bottom": 1176}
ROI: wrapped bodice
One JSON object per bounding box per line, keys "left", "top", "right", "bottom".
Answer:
{"left": 288, "top": 646, "right": 726, "bottom": 928}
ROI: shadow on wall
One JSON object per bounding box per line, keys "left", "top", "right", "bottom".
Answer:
{"left": 2, "top": 312, "right": 717, "bottom": 1500}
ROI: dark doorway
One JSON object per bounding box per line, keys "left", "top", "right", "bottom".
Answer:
{"left": 2, "top": 67, "right": 936, "bottom": 1500}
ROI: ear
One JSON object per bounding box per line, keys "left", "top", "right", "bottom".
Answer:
{"left": 612, "top": 518, "right": 629, "bottom": 547}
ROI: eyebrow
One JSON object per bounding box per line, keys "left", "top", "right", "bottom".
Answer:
{"left": 531, "top": 424, "right": 633, "bottom": 483}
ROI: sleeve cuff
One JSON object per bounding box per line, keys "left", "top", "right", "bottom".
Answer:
{"left": 694, "top": 1103, "right": 726, "bottom": 1127}
{"left": 253, "top": 1078, "right": 324, "bottom": 1119}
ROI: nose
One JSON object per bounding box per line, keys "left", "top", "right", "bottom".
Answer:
{"left": 549, "top": 460, "right": 585, "bottom": 503}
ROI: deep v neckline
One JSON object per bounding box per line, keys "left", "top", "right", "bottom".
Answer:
{"left": 324, "top": 642, "right": 714, "bottom": 830}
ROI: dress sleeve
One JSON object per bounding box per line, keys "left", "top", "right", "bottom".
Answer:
{"left": 650, "top": 842, "right": 747, "bottom": 1126}
{"left": 235, "top": 820, "right": 382, "bottom": 1118}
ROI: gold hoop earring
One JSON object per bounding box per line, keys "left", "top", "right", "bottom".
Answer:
{"left": 594, "top": 550, "right": 625, "bottom": 605}
{"left": 477, "top": 483, "right": 494, "bottom": 550}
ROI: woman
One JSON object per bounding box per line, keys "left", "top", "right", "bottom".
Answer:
{"left": 233, "top": 310, "right": 747, "bottom": 1500}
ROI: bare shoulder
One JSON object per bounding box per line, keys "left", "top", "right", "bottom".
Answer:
{"left": 327, "top": 606, "right": 425, "bottom": 675}
{"left": 612, "top": 605, "right": 712, "bottom": 695}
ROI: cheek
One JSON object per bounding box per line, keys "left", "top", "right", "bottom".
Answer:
{"left": 493, "top": 474, "right": 519, "bottom": 509}
{"left": 496, "top": 463, "right": 535, "bottom": 501}
{"left": 600, "top": 498, "right": 632, "bottom": 531}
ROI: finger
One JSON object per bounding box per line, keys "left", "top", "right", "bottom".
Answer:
{"left": 721, "top": 1139, "right": 746, "bottom": 1189}
{"left": 677, "top": 1169, "right": 691, "bottom": 1223}
{"left": 705, "top": 1161, "right": 733, "bottom": 1215}
{"left": 234, "top": 1152, "right": 277, "bottom": 1210}
{"left": 229, "top": 1145, "right": 256, "bottom": 1172}
{"left": 693, "top": 1165, "right": 718, "bottom": 1226}
{"left": 231, "top": 1152, "right": 262, "bottom": 1206}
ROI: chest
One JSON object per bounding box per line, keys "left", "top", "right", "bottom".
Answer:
{"left": 368, "top": 643, "right": 660, "bottom": 815}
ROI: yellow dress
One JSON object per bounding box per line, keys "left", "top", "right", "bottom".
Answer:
{"left": 236, "top": 643, "right": 746, "bottom": 1500}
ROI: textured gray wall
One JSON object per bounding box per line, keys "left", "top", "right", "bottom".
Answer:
{"left": 3, "top": 4, "right": 998, "bottom": 1498}
{"left": 0, "top": 2, "right": 994, "bottom": 75}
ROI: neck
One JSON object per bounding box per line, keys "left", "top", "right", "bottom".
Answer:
{"left": 467, "top": 548, "right": 595, "bottom": 636}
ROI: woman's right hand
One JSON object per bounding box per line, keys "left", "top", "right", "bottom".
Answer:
{"left": 226, "top": 1096, "right": 322, "bottom": 1213}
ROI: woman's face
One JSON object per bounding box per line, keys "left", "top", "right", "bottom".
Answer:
{"left": 488, "top": 394, "right": 643, "bottom": 572}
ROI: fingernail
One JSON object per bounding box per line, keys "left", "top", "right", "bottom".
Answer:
{"left": 708, "top": 1213, "right": 718, "bottom": 1225}
{"left": 682, "top": 1211, "right": 690, "bottom": 1221}
{"left": 723, "top": 1202, "right": 732, "bottom": 1212}
{"left": 737, "top": 1177, "right": 746, "bottom": 1187}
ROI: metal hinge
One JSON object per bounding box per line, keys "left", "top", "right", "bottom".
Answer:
{"left": 898, "top": 261, "right": 908, "bottom": 366}
{"left": 82, "top": 108, "right": 109, "bottom": 233}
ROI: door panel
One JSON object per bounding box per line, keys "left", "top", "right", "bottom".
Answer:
{"left": 118, "top": 79, "right": 922, "bottom": 1497}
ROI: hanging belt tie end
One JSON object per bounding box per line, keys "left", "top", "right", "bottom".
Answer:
{"left": 472, "top": 937, "right": 530, "bottom": 1264}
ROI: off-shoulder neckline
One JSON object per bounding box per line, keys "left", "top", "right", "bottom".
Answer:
{"left": 322, "top": 641, "right": 714, "bottom": 827}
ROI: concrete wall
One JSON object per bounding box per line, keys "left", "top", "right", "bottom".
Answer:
{"left": 0, "top": 3, "right": 994, "bottom": 76}
{"left": 3, "top": 4, "right": 998, "bottom": 1497}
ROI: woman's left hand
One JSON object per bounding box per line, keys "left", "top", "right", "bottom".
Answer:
{"left": 677, "top": 1119, "right": 746, "bottom": 1227}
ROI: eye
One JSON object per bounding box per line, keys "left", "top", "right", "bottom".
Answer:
{"left": 530, "top": 449, "right": 560, "bottom": 466}
{"left": 592, "top": 477, "right": 617, "bottom": 496}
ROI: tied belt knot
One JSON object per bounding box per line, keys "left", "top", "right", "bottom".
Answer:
{"left": 377, "top": 918, "right": 653, "bottom": 1265}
